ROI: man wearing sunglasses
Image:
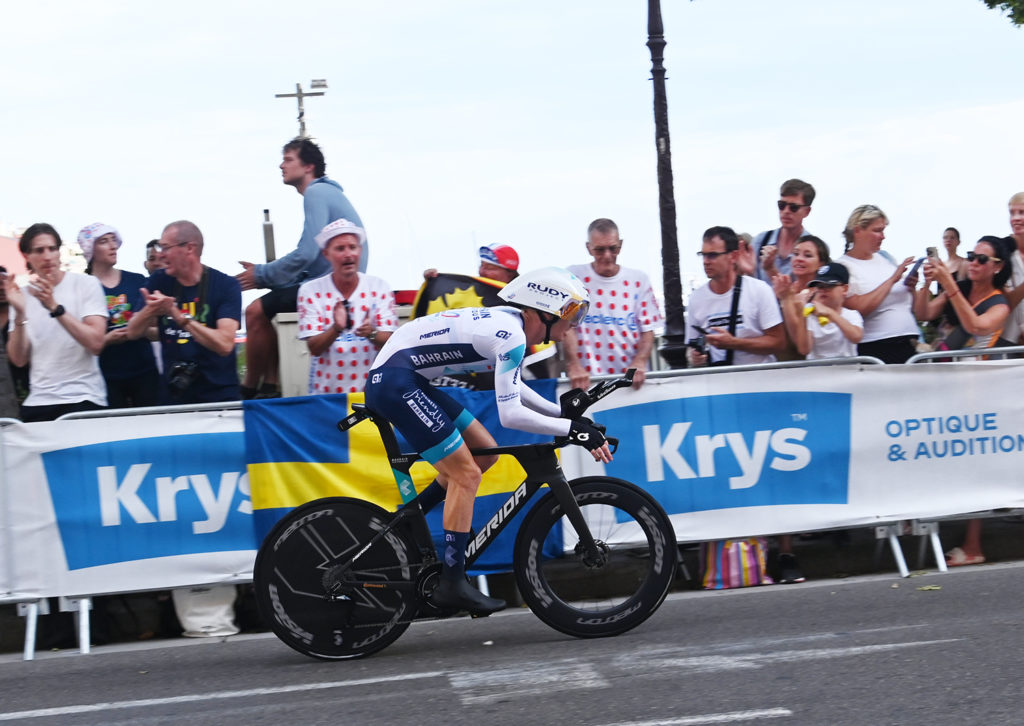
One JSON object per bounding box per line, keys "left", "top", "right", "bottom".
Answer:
{"left": 743, "top": 179, "right": 816, "bottom": 283}
{"left": 687, "top": 226, "right": 785, "bottom": 367}
{"left": 563, "top": 218, "right": 662, "bottom": 390}
{"left": 126, "top": 220, "right": 242, "bottom": 405}
{"left": 297, "top": 219, "right": 397, "bottom": 394}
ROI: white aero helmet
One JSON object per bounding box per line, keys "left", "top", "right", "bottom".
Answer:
{"left": 497, "top": 266, "right": 590, "bottom": 330}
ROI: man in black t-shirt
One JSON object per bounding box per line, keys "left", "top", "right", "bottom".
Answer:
{"left": 126, "top": 220, "right": 241, "bottom": 404}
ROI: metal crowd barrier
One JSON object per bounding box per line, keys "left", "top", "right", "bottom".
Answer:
{"left": 897, "top": 345, "right": 1024, "bottom": 577}
{"left": 6, "top": 353, "right": 1023, "bottom": 659}
{"left": 6, "top": 402, "right": 245, "bottom": 660}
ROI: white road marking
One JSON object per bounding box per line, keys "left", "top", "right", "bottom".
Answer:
{"left": 618, "top": 639, "right": 960, "bottom": 674}
{"left": 613, "top": 624, "right": 931, "bottom": 665}
{"left": 0, "top": 671, "right": 445, "bottom": 722}
{"left": 449, "top": 660, "right": 608, "bottom": 704}
{"left": 596, "top": 708, "right": 792, "bottom": 725}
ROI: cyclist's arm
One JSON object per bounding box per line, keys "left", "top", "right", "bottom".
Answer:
{"left": 519, "top": 381, "right": 560, "bottom": 417}
{"left": 486, "top": 328, "right": 570, "bottom": 437}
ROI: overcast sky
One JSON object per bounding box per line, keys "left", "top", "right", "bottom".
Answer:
{"left": 2, "top": 0, "right": 1023, "bottom": 305}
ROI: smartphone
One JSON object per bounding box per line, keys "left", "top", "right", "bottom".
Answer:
{"left": 907, "top": 256, "right": 926, "bottom": 277}
{"left": 926, "top": 246, "right": 938, "bottom": 259}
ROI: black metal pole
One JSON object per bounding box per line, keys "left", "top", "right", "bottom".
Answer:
{"left": 647, "top": 0, "right": 688, "bottom": 368}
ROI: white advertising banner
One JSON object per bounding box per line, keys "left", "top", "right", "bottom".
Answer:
{"left": 561, "top": 362, "right": 1024, "bottom": 543}
{"left": 3, "top": 362, "right": 1024, "bottom": 600}
{"left": 0, "top": 410, "right": 254, "bottom": 600}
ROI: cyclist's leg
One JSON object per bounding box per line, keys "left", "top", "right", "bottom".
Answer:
{"left": 433, "top": 419, "right": 499, "bottom": 522}
{"left": 365, "top": 369, "right": 504, "bottom": 614}
{"left": 430, "top": 443, "right": 504, "bottom": 614}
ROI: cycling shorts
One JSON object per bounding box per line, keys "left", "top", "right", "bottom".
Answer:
{"left": 364, "top": 367, "right": 477, "bottom": 464}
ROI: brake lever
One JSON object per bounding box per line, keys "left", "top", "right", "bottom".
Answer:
{"left": 560, "top": 369, "right": 636, "bottom": 419}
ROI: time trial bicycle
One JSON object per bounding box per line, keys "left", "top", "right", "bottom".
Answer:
{"left": 253, "top": 371, "right": 677, "bottom": 660}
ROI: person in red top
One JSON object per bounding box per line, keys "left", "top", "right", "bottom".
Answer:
{"left": 563, "top": 218, "right": 662, "bottom": 390}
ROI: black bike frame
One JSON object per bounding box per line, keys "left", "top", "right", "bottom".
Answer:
{"left": 336, "top": 405, "right": 603, "bottom": 570}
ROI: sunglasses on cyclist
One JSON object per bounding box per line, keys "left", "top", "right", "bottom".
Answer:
{"left": 966, "top": 252, "right": 1001, "bottom": 264}
{"left": 697, "top": 250, "right": 730, "bottom": 260}
{"left": 777, "top": 200, "right": 809, "bottom": 213}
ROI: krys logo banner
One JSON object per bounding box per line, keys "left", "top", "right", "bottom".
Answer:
{"left": 598, "top": 391, "right": 851, "bottom": 512}
{"left": 41, "top": 432, "right": 254, "bottom": 570}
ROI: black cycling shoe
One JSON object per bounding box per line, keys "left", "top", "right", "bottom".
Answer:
{"left": 430, "top": 578, "right": 506, "bottom": 616}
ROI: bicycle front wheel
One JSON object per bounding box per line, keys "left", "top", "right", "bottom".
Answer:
{"left": 514, "top": 476, "right": 676, "bottom": 638}
{"left": 253, "top": 497, "right": 421, "bottom": 660}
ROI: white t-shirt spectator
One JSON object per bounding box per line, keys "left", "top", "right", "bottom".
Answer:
{"left": 686, "top": 275, "right": 782, "bottom": 366}
{"left": 837, "top": 253, "right": 919, "bottom": 343}
{"left": 805, "top": 307, "right": 863, "bottom": 360}
{"left": 567, "top": 264, "right": 663, "bottom": 377}
{"left": 1002, "top": 249, "right": 1024, "bottom": 344}
{"left": 298, "top": 273, "right": 397, "bottom": 394}
{"left": 12, "top": 272, "right": 108, "bottom": 407}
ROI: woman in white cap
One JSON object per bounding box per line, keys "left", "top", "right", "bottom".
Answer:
{"left": 81, "top": 223, "right": 161, "bottom": 407}
{"left": 297, "top": 218, "right": 398, "bottom": 394}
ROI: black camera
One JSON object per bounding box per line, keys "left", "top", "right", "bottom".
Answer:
{"left": 687, "top": 335, "right": 707, "bottom": 356}
{"left": 167, "top": 361, "right": 200, "bottom": 395}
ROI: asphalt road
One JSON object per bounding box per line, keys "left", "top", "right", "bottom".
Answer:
{"left": 2, "top": 562, "right": 1022, "bottom": 726}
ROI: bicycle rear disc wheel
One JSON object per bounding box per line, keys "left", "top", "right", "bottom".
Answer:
{"left": 254, "top": 497, "right": 420, "bottom": 660}
{"left": 514, "top": 477, "right": 676, "bottom": 638}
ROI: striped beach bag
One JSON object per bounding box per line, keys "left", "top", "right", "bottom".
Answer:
{"left": 700, "top": 538, "right": 773, "bottom": 589}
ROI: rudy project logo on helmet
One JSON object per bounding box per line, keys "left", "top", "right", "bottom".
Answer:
{"left": 526, "top": 282, "right": 570, "bottom": 302}
{"left": 497, "top": 266, "right": 590, "bottom": 324}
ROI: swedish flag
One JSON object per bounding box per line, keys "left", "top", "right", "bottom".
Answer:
{"left": 244, "top": 382, "right": 558, "bottom": 572}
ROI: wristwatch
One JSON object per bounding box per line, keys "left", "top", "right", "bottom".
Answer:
{"left": 181, "top": 313, "right": 195, "bottom": 327}
{"left": 49, "top": 305, "right": 66, "bottom": 319}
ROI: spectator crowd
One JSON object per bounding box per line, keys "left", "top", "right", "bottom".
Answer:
{"left": 7, "top": 140, "right": 1023, "bottom": 640}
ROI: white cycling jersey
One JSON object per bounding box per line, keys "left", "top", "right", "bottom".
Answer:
{"left": 372, "top": 307, "right": 569, "bottom": 437}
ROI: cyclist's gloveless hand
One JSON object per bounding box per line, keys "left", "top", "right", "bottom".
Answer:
{"left": 569, "top": 418, "right": 613, "bottom": 464}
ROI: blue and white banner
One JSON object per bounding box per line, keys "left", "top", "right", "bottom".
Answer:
{"left": 562, "top": 362, "right": 1024, "bottom": 543}
{"left": 4, "top": 362, "right": 1024, "bottom": 600}
{"left": 0, "top": 411, "right": 253, "bottom": 599}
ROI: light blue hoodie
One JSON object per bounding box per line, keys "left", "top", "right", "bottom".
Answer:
{"left": 254, "top": 177, "right": 368, "bottom": 288}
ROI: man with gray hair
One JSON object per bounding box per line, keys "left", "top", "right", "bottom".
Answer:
{"left": 563, "top": 217, "right": 662, "bottom": 390}
{"left": 127, "top": 220, "right": 242, "bottom": 405}
{"left": 125, "top": 219, "right": 243, "bottom": 639}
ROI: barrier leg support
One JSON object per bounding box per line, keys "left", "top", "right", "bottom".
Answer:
{"left": 18, "top": 600, "right": 41, "bottom": 661}
{"left": 910, "top": 521, "right": 947, "bottom": 573}
{"left": 875, "top": 525, "right": 909, "bottom": 578}
{"left": 60, "top": 596, "right": 92, "bottom": 655}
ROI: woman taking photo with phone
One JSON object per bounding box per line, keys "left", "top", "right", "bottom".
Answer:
{"left": 837, "top": 205, "right": 919, "bottom": 363}
{"left": 913, "top": 235, "right": 1013, "bottom": 356}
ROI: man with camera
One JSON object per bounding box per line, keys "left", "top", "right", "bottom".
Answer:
{"left": 127, "top": 220, "right": 241, "bottom": 404}
{"left": 687, "top": 226, "right": 785, "bottom": 367}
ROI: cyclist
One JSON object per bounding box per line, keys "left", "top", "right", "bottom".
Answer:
{"left": 364, "top": 267, "right": 613, "bottom": 615}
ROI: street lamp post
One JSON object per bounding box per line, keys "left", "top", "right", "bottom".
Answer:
{"left": 647, "top": 0, "right": 688, "bottom": 368}
{"left": 275, "top": 79, "right": 328, "bottom": 138}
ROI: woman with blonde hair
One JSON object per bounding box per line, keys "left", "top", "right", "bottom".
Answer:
{"left": 837, "top": 205, "right": 918, "bottom": 363}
